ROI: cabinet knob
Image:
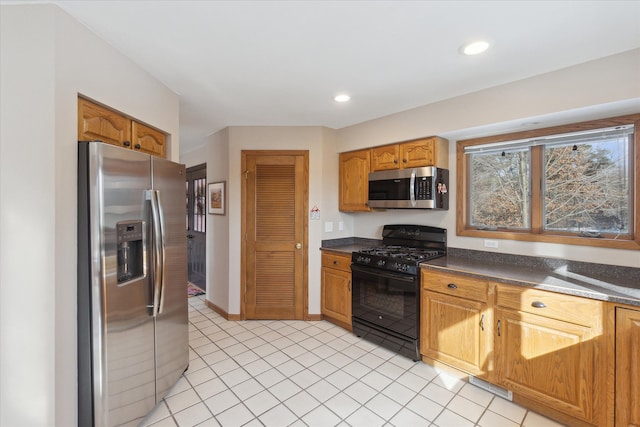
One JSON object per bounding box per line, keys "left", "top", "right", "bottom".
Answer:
{"left": 447, "top": 283, "right": 458, "bottom": 289}
{"left": 403, "top": 159, "right": 407, "bottom": 163}
{"left": 134, "top": 143, "right": 141, "bottom": 150}
{"left": 393, "top": 159, "right": 398, "bottom": 164}
{"left": 333, "top": 260, "right": 339, "bottom": 265}
{"left": 123, "top": 141, "right": 131, "bottom": 147}
{"left": 531, "top": 301, "right": 547, "bottom": 308}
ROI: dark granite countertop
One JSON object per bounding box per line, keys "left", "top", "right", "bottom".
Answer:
{"left": 422, "top": 248, "right": 640, "bottom": 307}
{"left": 320, "top": 237, "right": 382, "bottom": 255}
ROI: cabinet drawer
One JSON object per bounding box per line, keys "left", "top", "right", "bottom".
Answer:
{"left": 422, "top": 269, "right": 488, "bottom": 303}
{"left": 322, "top": 252, "right": 352, "bottom": 272}
{"left": 496, "top": 285, "right": 602, "bottom": 327}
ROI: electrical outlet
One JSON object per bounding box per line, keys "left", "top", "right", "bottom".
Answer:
{"left": 338, "top": 221, "right": 344, "bottom": 231}
{"left": 484, "top": 239, "right": 499, "bottom": 248}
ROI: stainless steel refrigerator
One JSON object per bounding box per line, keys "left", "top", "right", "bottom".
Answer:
{"left": 77, "top": 141, "right": 189, "bottom": 427}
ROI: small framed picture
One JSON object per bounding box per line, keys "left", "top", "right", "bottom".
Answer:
{"left": 207, "top": 181, "right": 225, "bottom": 215}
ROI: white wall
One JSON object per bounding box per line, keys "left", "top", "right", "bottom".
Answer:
{"left": 187, "top": 50, "right": 640, "bottom": 322}
{"left": 205, "top": 129, "right": 231, "bottom": 312}
{"left": 336, "top": 49, "right": 640, "bottom": 268}
{"left": 0, "top": 4, "right": 180, "bottom": 426}
{"left": 182, "top": 126, "right": 346, "bottom": 316}
{"left": 221, "top": 126, "right": 329, "bottom": 315}
{"left": 181, "top": 131, "right": 232, "bottom": 313}
{"left": 1, "top": 6, "right": 56, "bottom": 426}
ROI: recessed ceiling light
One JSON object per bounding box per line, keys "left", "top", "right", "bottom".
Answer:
{"left": 460, "top": 41, "right": 490, "bottom": 56}
{"left": 334, "top": 94, "right": 351, "bottom": 103}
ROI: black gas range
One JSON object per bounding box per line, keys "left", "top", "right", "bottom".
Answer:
{"left": 351, "top": 225, "right": 447, "bottom": 361}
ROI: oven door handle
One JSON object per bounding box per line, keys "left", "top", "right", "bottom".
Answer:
{"left": 351, "top": 264, "right": 417, "bottom": 283}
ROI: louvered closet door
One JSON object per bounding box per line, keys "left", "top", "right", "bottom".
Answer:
{"left": 245, "top": 152, "right": 307, "bottom": 319}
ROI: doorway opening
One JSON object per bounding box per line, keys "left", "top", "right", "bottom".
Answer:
{"left": 186, "top": 164, "right": 206, "bottom": 289}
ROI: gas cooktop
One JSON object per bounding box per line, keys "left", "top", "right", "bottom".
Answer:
{"left": 351, "top": 225, "right": 447, "bottom": 274}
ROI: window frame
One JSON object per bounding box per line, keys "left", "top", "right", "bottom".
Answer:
{"left": 457, "top": 113, "right": 640, "bottom": 250}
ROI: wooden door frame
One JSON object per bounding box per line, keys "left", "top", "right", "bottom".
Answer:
{"left": 240, "top": 150, "right": 309, "bottom": 320}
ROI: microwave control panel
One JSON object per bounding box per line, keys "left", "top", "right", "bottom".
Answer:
{"left": 416, "top": 177, "right": 432, "bottom": 200}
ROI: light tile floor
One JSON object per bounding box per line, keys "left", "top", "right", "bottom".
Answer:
{"left": 141, "top": 295, "right": 566, "bottom": 427}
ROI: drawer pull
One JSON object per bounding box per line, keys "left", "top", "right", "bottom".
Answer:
{"left": 447, "top": 283, "right": 457, "bottom": 289}
{"left": 531, "top": 301, "right": 547, "bottom": 309}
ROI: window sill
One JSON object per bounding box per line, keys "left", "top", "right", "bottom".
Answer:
{"left": 457, "top": 228, "right": 640, "bottom": 250}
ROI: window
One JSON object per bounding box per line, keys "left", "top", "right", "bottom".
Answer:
{"left": 458, "top": 114, "right": 640, "bottom": 249}
{"left": 469, "top": 148, "right": 530, "bottom": 229}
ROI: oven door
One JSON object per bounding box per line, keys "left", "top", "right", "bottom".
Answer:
{"left": 351, "top": 264, "right": 419, "bottom": 339}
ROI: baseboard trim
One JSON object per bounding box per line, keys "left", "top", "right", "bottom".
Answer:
{"left": 204, "top": 299, "right": 242, "bottom": 321}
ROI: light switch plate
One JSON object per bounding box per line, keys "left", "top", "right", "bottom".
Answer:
{"left": 325, "top": 222, "right": 333, "bottom": 232}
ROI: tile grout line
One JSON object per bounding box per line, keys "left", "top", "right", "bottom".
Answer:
{"left": 176, "top": 297, "right": 558, "bottom": 427}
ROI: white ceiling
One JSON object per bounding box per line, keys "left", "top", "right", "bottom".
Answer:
{"left": 7, "top": 1, "right": 640, "bottom": 151}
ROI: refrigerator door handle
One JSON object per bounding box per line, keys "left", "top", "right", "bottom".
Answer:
{"left": 148, "top": 189, "right": 166, "bottom": 317}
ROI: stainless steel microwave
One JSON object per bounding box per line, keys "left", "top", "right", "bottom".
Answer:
{"left": 368, "top": 166, "right": 449, "bottom": 209}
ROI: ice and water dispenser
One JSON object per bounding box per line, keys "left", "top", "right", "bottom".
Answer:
{"left": 116, "top": 221, "right": 144, "bottom": 283}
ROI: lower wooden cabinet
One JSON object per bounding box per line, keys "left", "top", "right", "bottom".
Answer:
{"left": 421, "top": 268, "right": 612, "bottom": 427}
{"left": 494, "top": 286, "right": 607, "bottom": 427}
{"left": 616, "top": 307, "right": 640, "bottom": 427}
{"left": 421, "top": 270, "right": 492, "bottom": 378}
{"left": 321, "top": 251, "right": 352, "bottom": 330}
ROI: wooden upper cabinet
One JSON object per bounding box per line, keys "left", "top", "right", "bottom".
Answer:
{"left": 402, "top": 138, "right": 437, "bottom": 168}
{"left": 132, "top": 121, "right": 166, "bottom": 158}
{"left": 78, "top": 98, "right": 167, "bottom": 158}
{"left": 339, "top": 149, "right": 371, "bottom": 212}
{"left": 371, "top": 144, "right": 400, "bottom": 171}
{"left": 370, "top": 137, "right": 449, "bottom": 172}
{"left": 78, "top": 98, "right": 131, "bottom": 148}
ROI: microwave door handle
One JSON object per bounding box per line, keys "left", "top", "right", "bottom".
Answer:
{"left": 410, "top": 169, "right": 416, "bottom": 207}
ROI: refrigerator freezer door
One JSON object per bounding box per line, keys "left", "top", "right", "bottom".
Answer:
{"left": 78, "top": 142, "right": 156, "bottom": 427}
{"left": 151, "top": 156, "right": 189, "bottom": 401}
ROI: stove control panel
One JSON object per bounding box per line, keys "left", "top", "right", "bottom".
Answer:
{"left": 352, "top": 253, "right": 420, "bottom": 275}
{"left": 354, "top": 255, "right": 371, "bottom": 265}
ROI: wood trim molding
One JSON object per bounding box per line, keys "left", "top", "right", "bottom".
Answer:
{"left": 205, "top": 299, "right": 242, "bottom": 321}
